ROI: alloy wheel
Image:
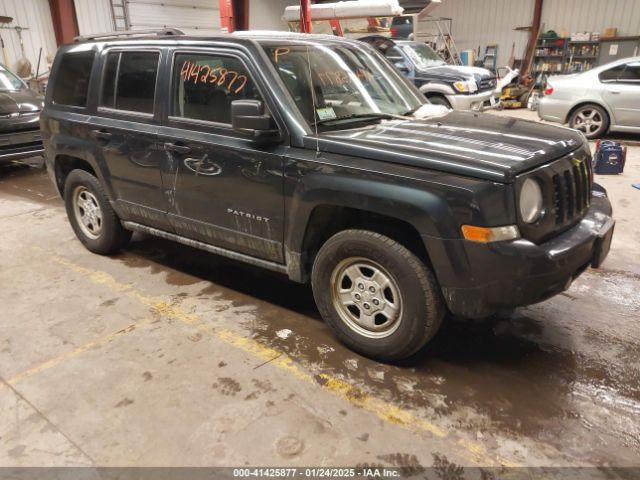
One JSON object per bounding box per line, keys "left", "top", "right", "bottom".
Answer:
{"left": 330, "top": 257, "right": 403, "bottom": 338}
{"left": 72, "top": 186, "right": 103, "bottom": 239}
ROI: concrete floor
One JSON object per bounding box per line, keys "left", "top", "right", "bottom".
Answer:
{"left": 1, "top": 112, "right": 639, "bottom": 470}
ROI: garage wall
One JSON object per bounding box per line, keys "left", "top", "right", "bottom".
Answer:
{"left": 0, "top": 0, "right": 57, "bottom": 77}
{"left": 127, "top": 0, "right": 220, "bottom": 35}
{"left": 424, "top": 0, "right": 640, "bottom": 68}
{"left": 248, "top": 0, "right": 297, "bottom": 31}
{"left": 541, "top": 0, "right": 640, "bottom": 38}
{"left": 418, "top": 0, "right": 535, "bottom": 68}
{"left": 74, "top": 0, "right": 114, "bottom": 36}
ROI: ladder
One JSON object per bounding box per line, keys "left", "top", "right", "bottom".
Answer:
{"left": 109, "top": 0, "right": 130, "bottom": 31}
{"left": 415, "top": 17, "right": 461, "bottom": 65}
{"left": 483, "top": 44, "right": 498, "bottom": 72}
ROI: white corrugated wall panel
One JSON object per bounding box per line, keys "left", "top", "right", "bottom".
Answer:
{"left": 421, "top": 0, "right": 535, "bottom": 68}
{"left": 0, "top": 0, "right": 57, "bottom": 77}
{"left": 248, "top": 0, "right": 298, "bottom": 31}
{"left": 74, "top": 0, "right": 114, "bottom": 36}
{"left": 541, "top": 0, "right": 640, "bottom": 37}
{"left": 127, "top": 0, "right": 220, "bottom": 35}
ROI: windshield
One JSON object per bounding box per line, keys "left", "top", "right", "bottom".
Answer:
{"left": 264, "top": 43, "right": 424, "bottom": 128}
{"left": 0, "top": 65, "right": 25, "bottom": 91}
{"left": 402, "top": 43, "right": 445, "bottom": 70}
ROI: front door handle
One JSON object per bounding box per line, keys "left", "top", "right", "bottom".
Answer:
{"left": 90, "top": 129, "right": 112, "bottom": 140}
{"left": 610, "top": 90, "right": 621, "bottom": 94}
{"left": 164, "top": 142, "right": 191, "bottom": 154}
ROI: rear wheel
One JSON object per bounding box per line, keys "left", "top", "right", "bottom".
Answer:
{"left": 311, "top": 229, "right": 445, "bottom": 362}
{"left": 569, "top": 104, "right": 609, "bottom": 139}
{"left": 64, "top": 169, "right": 131, "bottom": 254}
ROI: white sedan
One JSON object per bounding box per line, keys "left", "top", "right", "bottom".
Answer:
{"left": 538, "top": 57, "right": 640, "bottom": 139}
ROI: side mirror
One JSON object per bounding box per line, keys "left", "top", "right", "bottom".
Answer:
{"left": 231, "top": 100, "right": 280, "bottom": 142}
{"left": 394, "top": 62, "right": 409, "bottom": 73}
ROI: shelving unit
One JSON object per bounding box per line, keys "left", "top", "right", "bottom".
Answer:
{"left": 566, "top": 40, "right": 600, "bottom": 73}
{"left": 533, "top": 37, "right": 601, "bottom": 76}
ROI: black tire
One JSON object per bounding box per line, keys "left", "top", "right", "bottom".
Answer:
{"left": 568, "top": 104, "right": 609, "bottom": 139}
{"left": 63, "top": 169, "right": 131, "bottom": 255}
{"left": 427, "top": 95, "right": 452, "bottom": 109}
{"left": 311, "top": 229, "right": 445, "bottom": 362}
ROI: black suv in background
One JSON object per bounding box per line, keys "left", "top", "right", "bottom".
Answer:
{"left": 41, "top": 30, "right": 614, "bottom": 361}
{"left": 0, "top": 63, "right": 44, "bottom": 165}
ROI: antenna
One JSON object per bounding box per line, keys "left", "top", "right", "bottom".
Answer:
{"left": 305, "top": 44, "right": 320, "bottom": 155}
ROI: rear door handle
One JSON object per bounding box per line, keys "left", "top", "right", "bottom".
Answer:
{"left": 164, "top": 142, "right": 191, "bottom": 154}
{"left": 90, "top": 129, "right": 112, "bottom": 140}
{"left": 610, "top": 90, "right": 621, "bottom": 94}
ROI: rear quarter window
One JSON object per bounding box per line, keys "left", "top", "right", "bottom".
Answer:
{"left": 51, "top": 50, "right": 96, "bottom": 107}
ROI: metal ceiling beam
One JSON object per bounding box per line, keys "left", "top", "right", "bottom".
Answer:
{"left": 300, "top": 0, "right": 312, "bottom": 33}
{"left": 219, "top": 0, "right": 249, "bottom": 33}
{"left": 49, "top": 0, "right": 79, "bottom": 45}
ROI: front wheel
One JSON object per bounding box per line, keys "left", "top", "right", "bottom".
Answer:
{"left": 311, "top": 230, "right": 445, "bottom": 362}
{"left": 427, "top": 95, "right": 452, "bottom": 109}
{"left": 569, "top": 104, "right": 609, "bottom": 139}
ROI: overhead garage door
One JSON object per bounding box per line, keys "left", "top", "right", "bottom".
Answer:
{"left": 127, "top": 0, "right": 221, "bottom": 35}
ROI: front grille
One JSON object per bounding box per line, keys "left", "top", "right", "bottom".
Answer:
{"left": 478, "top": 77, "right": 496, "bottom": 91}
{"left": 517, "top": 149, "right": 593, "bottom": 244}
{"left": 551, "top": 159, "right": 592, "bottom": 225}
{"left": 0, "top": 140, "right": 42, "bottom": 152}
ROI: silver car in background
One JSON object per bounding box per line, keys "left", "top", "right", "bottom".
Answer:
{"left": 538, "top": 57, "right": 640, "bottom": 139}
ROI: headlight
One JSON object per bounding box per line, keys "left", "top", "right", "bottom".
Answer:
{"left": 452, "top": 79, "right": 477, "bottom": 93}
{"left": 519, "top": 178, "right": 543, "bottom": 224}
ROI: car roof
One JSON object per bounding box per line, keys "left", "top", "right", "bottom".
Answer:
{"left": 71, "top": 30, "right": 363, "bottom": 49}
{"left": 233, "top": 30, "right": 363, "bottom": 46}
{"left": 590, "top": 55, "right": 640, "bottom": 73}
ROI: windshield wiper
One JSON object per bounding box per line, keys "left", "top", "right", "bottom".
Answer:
{"left": 313, "top": 113, "right": 396, "bottom": 127}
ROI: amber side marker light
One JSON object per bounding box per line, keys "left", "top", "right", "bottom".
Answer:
{"left": 461, "top": 225, "right": 520, "bottom": 243}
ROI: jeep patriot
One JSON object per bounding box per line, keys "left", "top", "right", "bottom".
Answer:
{"left": 40, "top": 30, "right": 615, "bottom": 361}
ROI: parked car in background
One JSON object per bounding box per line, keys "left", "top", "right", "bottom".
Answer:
{"left": 360, "top": 36, "right": 498, "bottom": 111}
{"left": 390, "top": 15, "right": 414, "bottom": 39}
{"left": 538, "top": 57, "right": 640, "bottom": 139}
{"left": 0, "top": 63, "right": 44, "bottom": 165}
{"left": 41, "top": 31, "right": 614, "bottom": 361}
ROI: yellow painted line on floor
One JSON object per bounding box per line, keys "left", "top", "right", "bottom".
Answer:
{"left": 6, "top": 317, "right": 156, "bottom": 386}
{"left": 15, "top": 249, "right": 518, "bottom": 467}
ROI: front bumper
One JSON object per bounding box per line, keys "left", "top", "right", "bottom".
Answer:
{"left": 446, "top": 89, "right": 495, "bottom": 111}
{"left": 0, "top": 128, "right": 44, "bottom": 163}
{"left": 425, "top": 186, "right": 614, "bottom": 318}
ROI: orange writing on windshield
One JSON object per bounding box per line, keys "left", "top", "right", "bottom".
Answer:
{"left": 273, "top": 47, "right": 290, "bottom": 63}
{"left": 180, "top": 60, "right": 248, "bottom": 94}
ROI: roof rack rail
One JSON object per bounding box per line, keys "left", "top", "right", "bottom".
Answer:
{"left": 74, "top": 28, "right": 184, "bottom": 43}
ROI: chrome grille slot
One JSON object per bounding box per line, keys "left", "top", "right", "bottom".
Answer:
{"left": 553, "top": 160, "right": 592, "bottom": 226}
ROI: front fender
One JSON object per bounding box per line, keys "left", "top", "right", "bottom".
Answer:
{"left": 288, "top": 175, "right": 455, "bottom": 253}
{"left": 418, "top": 82, "right": 456, "bottom": 96}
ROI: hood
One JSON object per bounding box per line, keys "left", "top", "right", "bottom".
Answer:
{"left": 0, "top": 88, "right": 43, "bottom": 115}
{"left": 415, "top": 64, "right": 494, "bottom": 85}
{"left": 317, "top": 111, "right": 585, "bottom": 182}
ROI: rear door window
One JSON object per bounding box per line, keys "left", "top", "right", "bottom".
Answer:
{"left": 52, "top": 50, "right": 96, "bottom": 107}
{"left": 100, "top": 50, "right": 160, "bottom": 114}
{"left": 619, "top": 62, "right": 640, "bottom": 83}
{"left": 599, "top": 65, "right": 625, "bottom": 82}
{"left": 171, "top": 52, "right": 262, "bottom": 124}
